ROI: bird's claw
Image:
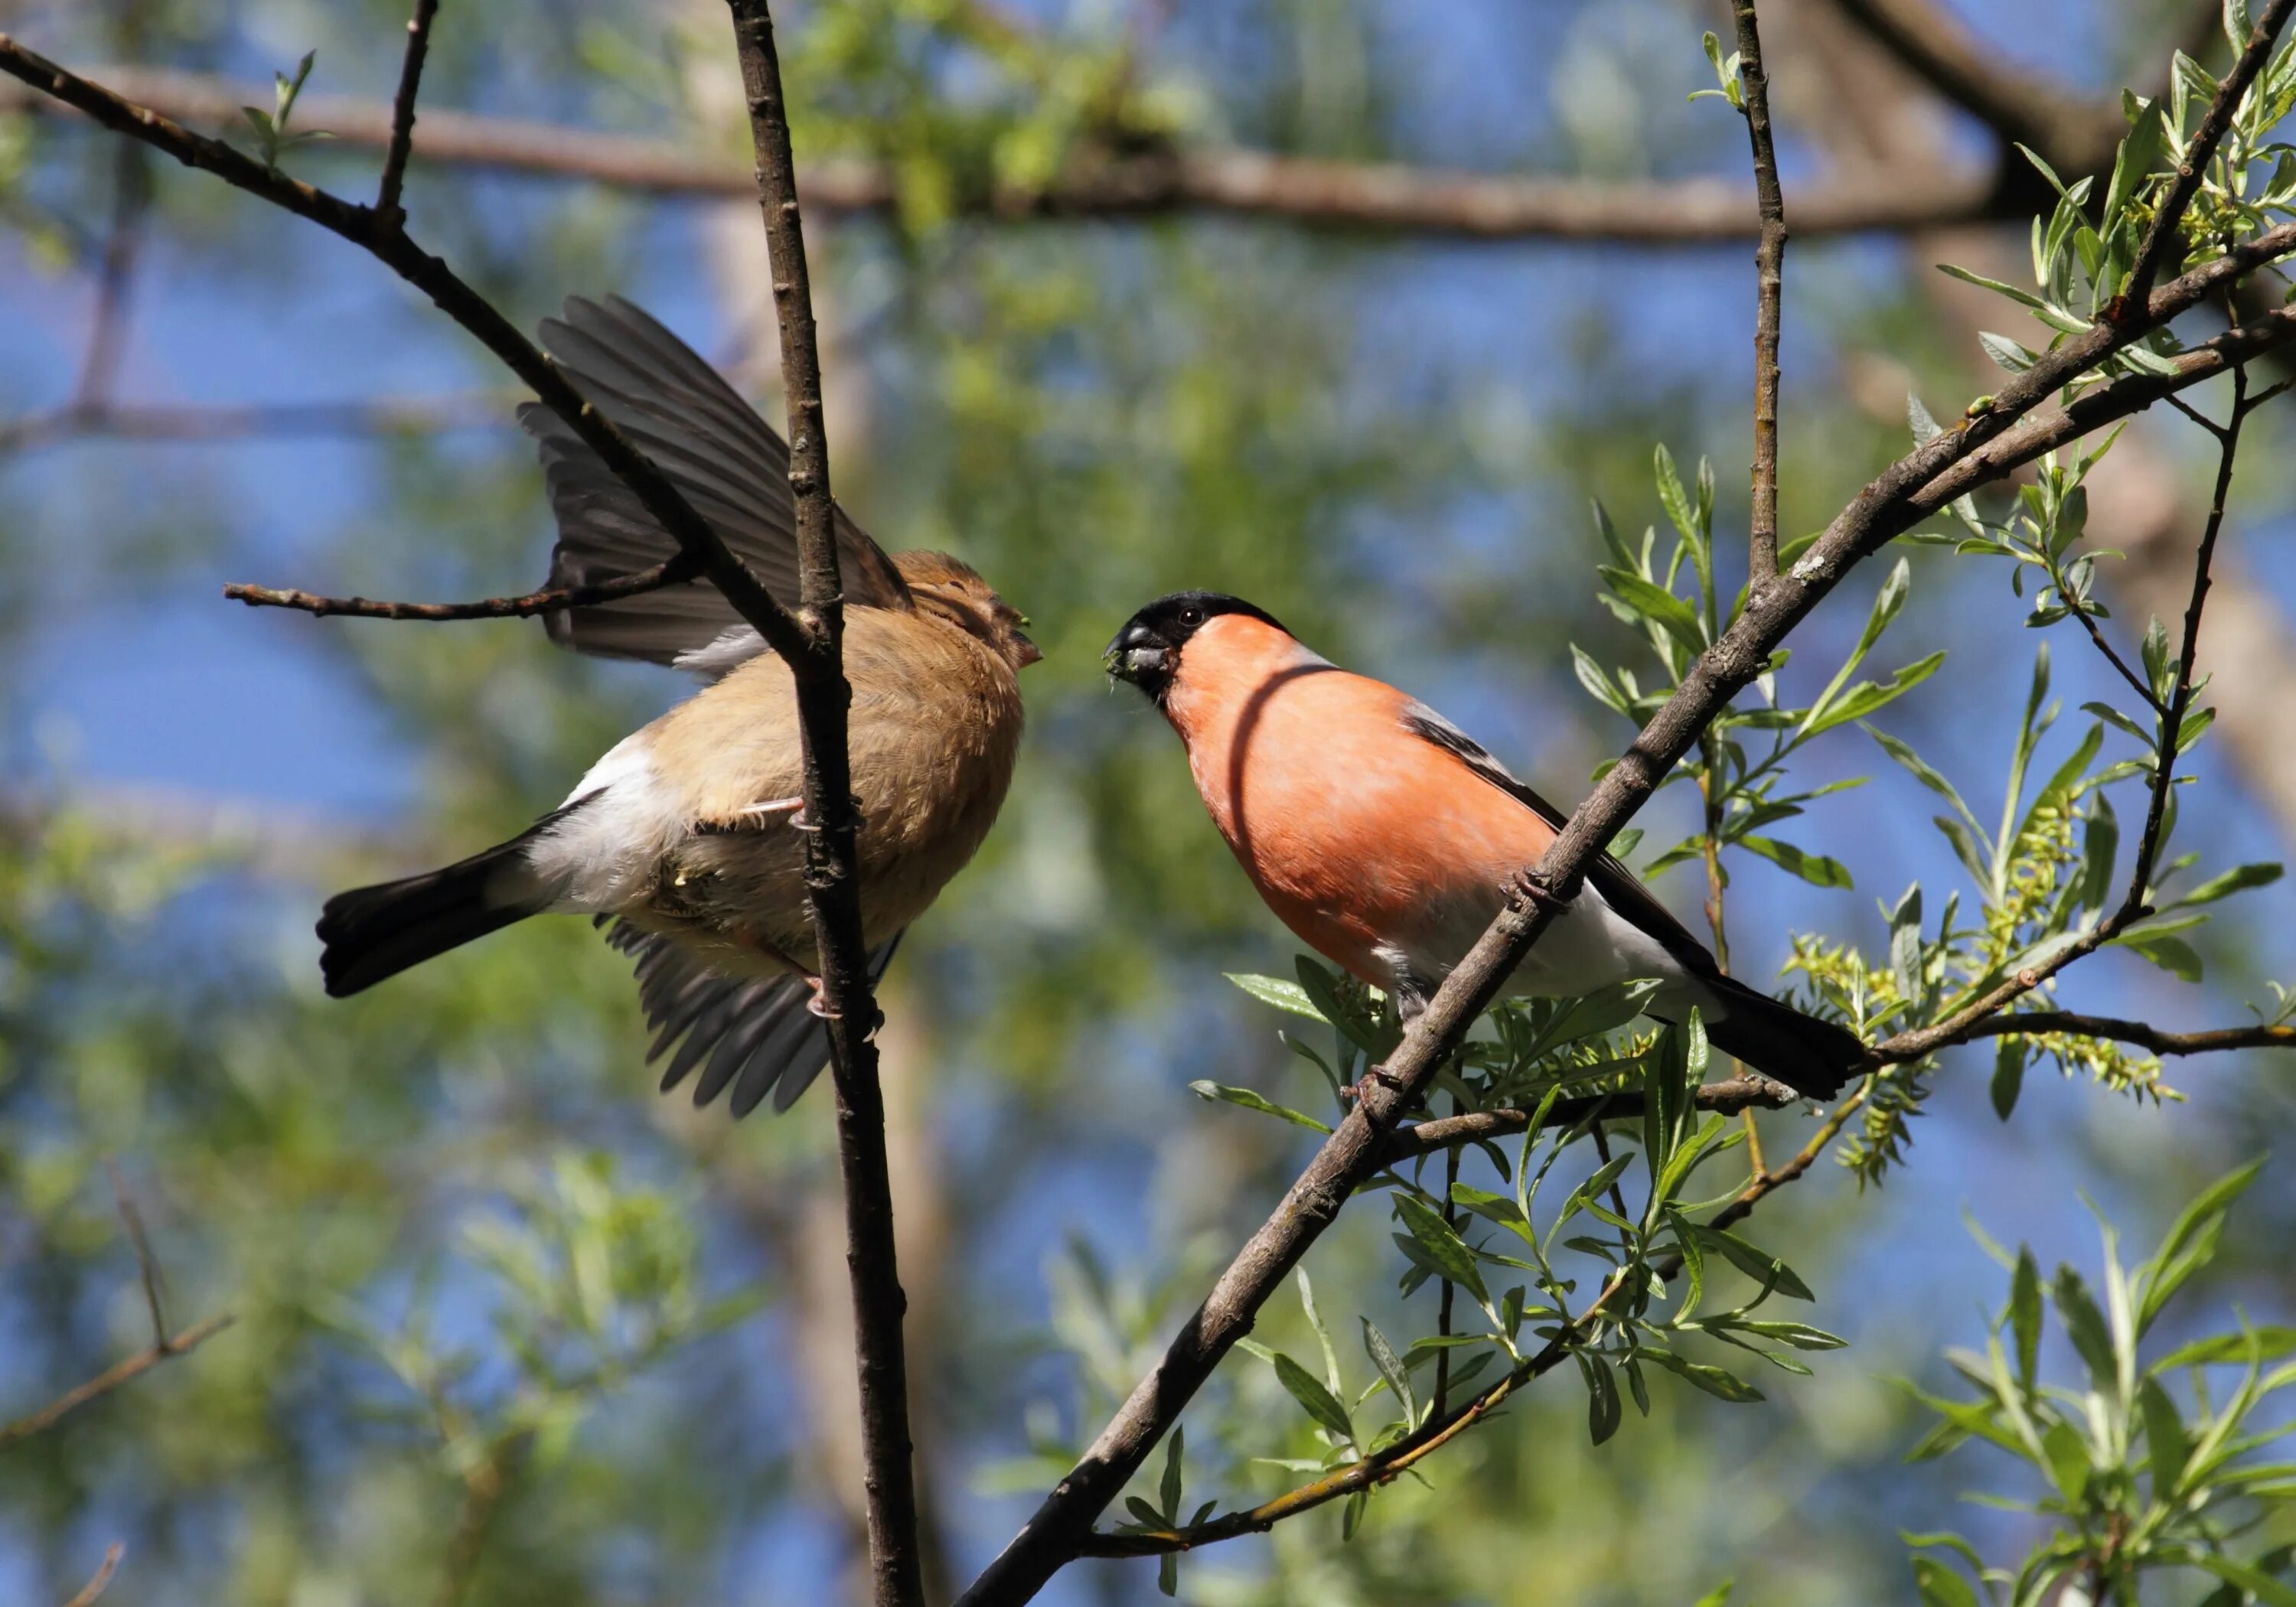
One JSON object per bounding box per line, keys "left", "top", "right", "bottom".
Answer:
{"left": 1345, "top": 1064, "right": 1411, "bottom": 1107}
{"left": 804, "top": 976, "right": 839, "bottom": 1020}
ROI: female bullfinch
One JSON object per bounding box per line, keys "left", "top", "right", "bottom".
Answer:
{"left": 318, "top": 296, "right": 1038, "bottom": 1118}
{"left": 1106, "top": 591, "right": 1862, "bottom": 1098}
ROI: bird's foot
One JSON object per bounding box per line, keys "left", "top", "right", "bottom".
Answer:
{"left": 804, "top": 976, "right": 839, "bottom": 1020}
{"left": 1506, "top": 865, "right": 1571, "bottom": 914}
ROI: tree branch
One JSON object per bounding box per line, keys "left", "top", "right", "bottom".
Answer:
{"left": 2, "top": 64, "right": 2011, "bottom": 243}
{"left": 222, "top": 558, "right": 693, "bottom": 623}
{"left": 0, "top": 394, "right": 511, "bottom": 454}
{"left": 1949, "top": 1012, "right": 2296, "bottom": 1055}
{"left": 1820, "top": 0, "right": 2121, "bottom": 173}
{"left": 375, "top": 0, "right": 441, "bottom": 228}
{"left": 724, "top": 5, "right": 923, "bottom": 1605}
{"left": 0, "top": 32, "right": 811, "bottom": 666}
{"left": 1732, "top": 0, "right": 1788, "bottom": 585}
{"left": 0, "top": 1313, "right": 234, "bottom": 1448}
{"left": 62, "top": 1543, "right": 125, "bottom": 1607}
{"left": 956, "top": 159, "right": 2296, "bottom": 1607}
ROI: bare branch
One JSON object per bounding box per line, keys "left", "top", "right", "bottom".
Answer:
{"left": 1821, "top": 0, "right": 2121, "bottom": 171}
{"left": 0, "top": 33, "right": 811, "bottom": 665}
{"left": 223, "top": 558, "right": 693, "bottom": 623}
{"left": 376, "top": 0, "right": 442, "bottom": 227}
{"left": 61, "top": 1543, "right": 125, "bottom": 1607}
{"left": 1, "top": 64, "right": 2011, "bottom": 243}
{"left": 72, "top": 136, "right": 147, "bottom": 409}
{"left": 104, "top": 1160, "right": 167, "bottom": 1348}
{"left": 1375, "top": 1077, "right": 1794, "bottom": 1168}
{"left": 0, "top": 1312, "right": 233, "bottom": 1448}
{"left": 1731, "top": 0, "right": 1788, "bottom": 585}
{"left": 725, "top": 5, "right": 922, "bottom": 1605}
{"left": 0, "top": 394, "right": 511, "bottom": 454}
{"left": 1950, "top": 1012, "right": 2296, "bottom": 1056}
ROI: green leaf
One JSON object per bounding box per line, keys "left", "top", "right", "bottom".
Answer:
{"left": 1361, "top": 1317, "right": 1417, "bottom": 1425}
{"left": 2010, "top": 1248, "right": 2043, "bottom": 1389}
{"left": 1648, "top": 1348, "right": 1764, "bottom": 1403}
{"left": 1978, "top": 331, "right": 2039, "bottom": 373}
{"left": 1585, "top": 1352, "right": 1623, "bottom": 1446}
{"left": 2141, "top": 1157, "right": 2263, "bottom": 1332}
{"left": 1737, "top": 835, "right": 1854, "bottom": 888}
{"left": 2164, "top": 1550, "right": 2296, "bottom": 1607}
{"left": 1913, "top": 1557, "right": 1981, "bottom": 1607}
{"left": 1225, "top": 973, "right": 1326, "bottom": 1021}
{"left": 1394, "top": 1194, "right": 1489, "bottom": 1304}
{"left": 2139, "top": 1374, "right": 2190, "bottom": 1495}
{"left": 1450, "top": 1182, "right": 1534, "bottom": 1242}
{"left": 2122, "top": 931, "right": 2204, "bottom": 982}
{"left": 2079, "top": 795, "right": 2119, "bottom": 910}
{"left": 1689, "top": 1224, "right": 1815, "bottom": 1302}
{"left": 1244, "top": 1341, "right": 1355, "bottom": 1444}
{"left": 1990, "top": 1039, "right": 2026, "bottom": 1121}
{"left": 2055, "top": 1267, "right": 2119, "bottom": 1396}
{"left": 1189, "top": 1082, "right": 1332, "bottom": 1133}
{"left": 2153, "top": 1326, "right": 2296, "bottom": 1370}
{"left": 2174, "top": 862, "right": 2283, "bottom": 907}
{"left": 1159, "top": 1426, "right": 1186, "bottom": 1521}
{"left": 1692, "top": 1583, "right": 1733, "bottom": 1607}
{"left": 2104, "top": 100, "right": 2166, "bottom": 231}
{"left": 2040, "top": 1418, "right": 2091, "bottom": 1502}
{"left": 1600, "top": 566, "right": 1706, "bottom": 657}
{"left": 1296, "top": 1269, "right": 1342, "bottom": 1398}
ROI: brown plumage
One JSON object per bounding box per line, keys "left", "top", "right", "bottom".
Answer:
{"left": 318, "top": 297, "right": 1036, "bottom": 1116}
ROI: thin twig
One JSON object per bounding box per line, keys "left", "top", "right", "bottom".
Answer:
{"left": 1732, "top": 0, "right": 1787, "bottom": 585}
{"left": 376, "top": 0, "right": 441, "bottom": 227}
{"left": 1951, "top": 1012, "right": 2296, "bottom": 1055}
{"left": 61, "top": 1543, "right": 125, "bottom": 1607}
{"left": 0, "top": 1313, "right": 234, "bottom": 1447}
{"left": 0, "top": 34, "right": 810, "bottom": 665}
{"left": 724, "top": 5, "right": 922, "bottom": 1606}
{"left": 223, "top": 558, "right": 693, "bottom": 622}
{"left": 104, "top": 1160, "right": 166, "bottom": 1347}
{"left": 0, "top": 394, "right": 512, "bottom": 455}
{"left": 71, "top": 135, "right": 147, "bottom": 410}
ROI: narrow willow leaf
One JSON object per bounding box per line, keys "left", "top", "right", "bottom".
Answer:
{"left": 1361, "top": 1318, "right": 1417, "bottom": 1424}
{"left": 1737, "top": 835, "right": 1854, "bottom": 888}
{"left": 2153, "top": 1326, "right": 2296, "bottom": 1370}
{"left": 1649, "top": 1348, "right": 1764, "bottom": 1403}
{"left": 2010, "top": 1248, "right": 2043, "bottom": 1388}
{"left": 2174, "top": 861, "right": 2283, "bottom": 907}
{"left": 1990, "top": 1039, "right": 2026, "bottom": 1122}
{"left": 1189, "top": 1082, "right": 1332, "bottom": 1133}
{"left": 1688, "top": 1225, "right": 1815, "bottom": 1301}
{"left": 1394, "top": 1194, "right": 1489, "bottom": 1304}
{"left": 1912, "top": 1557, "right": 1981, "bottom": 1607}
{"left": 1225, "top": 973, "right": 1326, "bottom": 1021}
{"left": 1585, "top": 1353, "right": 1623, "bottom": 1445}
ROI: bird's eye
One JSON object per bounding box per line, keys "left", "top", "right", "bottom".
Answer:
{"left": 1179, "top": 606, "right": 1203, "bottom": 626}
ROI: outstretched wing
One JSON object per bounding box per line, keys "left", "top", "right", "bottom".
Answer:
{"left": 600, "top": 920, "right": 904, "bottom": 1118}
{"left": 1399, "top": 705, "right": 1720, "bottom": 980}
{"left": 520, "top": 295, "right": 911, "bottom": 676}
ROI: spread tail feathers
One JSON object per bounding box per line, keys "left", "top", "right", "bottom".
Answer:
{"left": 318, "top": 804, "right": 582, "bottom": 997}
{"left": 1696, "top": 973, "right": 1867, "bottom": 1100}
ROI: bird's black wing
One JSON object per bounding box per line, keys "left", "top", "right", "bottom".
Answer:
{"left": 600, "top": 920, "right": 903, "bottom": 1118}
{"left": 520, "top": 295, "right": 911, "bottom": 675}
{"left": 1399, "top": 706, "right": 1720, "bottom": 980}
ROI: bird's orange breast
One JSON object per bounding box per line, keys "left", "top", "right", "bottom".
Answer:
{"left": 1163, "top": 615, "right": 1555, "bottom": 988}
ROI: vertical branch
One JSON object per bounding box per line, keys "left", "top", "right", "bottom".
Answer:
{"left": 71, "top": 136, "right": 148, "bottom": 411}
{"left": 725, "top": 6, "right": 923, "bottom": 1607}
{"left": 377, "top": 0, "right": 442, "bottom": 227}
{"left": 1733, "top": 0, "right": 1788, "bottom": 585}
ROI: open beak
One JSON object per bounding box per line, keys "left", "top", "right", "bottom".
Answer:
{"left": 1103, "top": 620, "right": 1170, "bottom": 686}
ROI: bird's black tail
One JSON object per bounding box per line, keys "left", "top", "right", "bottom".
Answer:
{"left": 318, "top": 805, "right": 580, "bottom": 997}
{"left": 1698, "top": 973, "right": 1867, "bottom": 1100}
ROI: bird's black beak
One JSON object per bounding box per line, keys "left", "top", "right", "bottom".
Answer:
{"left": 1104, "top": 618, "right": 1172, "bottom": 696}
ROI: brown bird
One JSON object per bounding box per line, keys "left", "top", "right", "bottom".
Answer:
{"left": 318, "top": 296, "right": 1038, "bottom": 1116}
{"left": 1106, "top": 592, "right": 1862, "bottom": 1097}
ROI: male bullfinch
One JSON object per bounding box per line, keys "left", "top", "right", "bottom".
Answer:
{"left": 318, "top": 296, "right": 1038, "bottom": 1117}
{"left": 1105, "top": 592, "right": 1862, "bottom": 1098}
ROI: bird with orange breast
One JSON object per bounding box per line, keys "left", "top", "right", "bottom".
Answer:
{"left": 317, "top": 296, "right": 1038, "bottom": 1117}
{"left": 1104, "top": 592, "right": 1862, "bottom": 1098}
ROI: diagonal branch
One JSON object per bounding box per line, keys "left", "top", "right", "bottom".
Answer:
{"left": 958, "top": 217, "right": 2296, "bottom": 1607}
{"left": 724, "top": 5, "right": 922, "bottom": 1606}
{"left": 0, "top": 32, "right": 811, "bottom": 667}
{"left": 0, "top": 1313, "right": 233, "bottom": 1448}
{"left": 0, "top": 393, "right": 511, "bottom": 454}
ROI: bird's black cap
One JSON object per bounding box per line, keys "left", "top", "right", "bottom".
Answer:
{"left": 1104, "top": 592, "right": 1289, "bottom": 701}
